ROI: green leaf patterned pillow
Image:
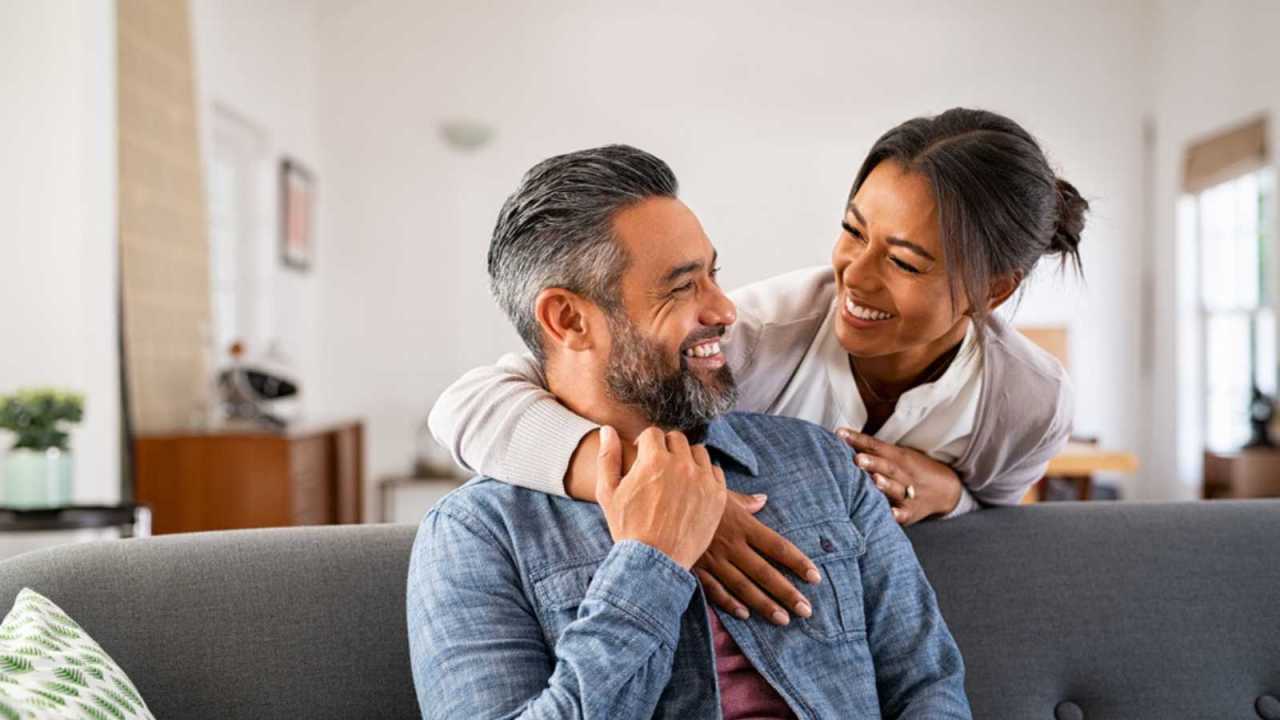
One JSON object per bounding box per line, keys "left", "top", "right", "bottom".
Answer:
{"left": 0, "top": 588, "right": 155, "bottom": 720}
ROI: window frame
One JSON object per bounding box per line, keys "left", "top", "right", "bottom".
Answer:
{"left": 1193, "top": 168, "right": 1277, "bottom": 453}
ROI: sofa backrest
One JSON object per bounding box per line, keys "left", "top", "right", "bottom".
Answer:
{"left": 1, "top": 501, "right": 1278, "bottom": 719}
{"left": 0, "top": 523, "right": 421, "bottom": 719}
{"left": 908, "top": 499, "right": 1280, "bottom": 719}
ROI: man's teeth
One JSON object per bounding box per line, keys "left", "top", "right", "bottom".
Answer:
{"left": 684, "top": 341, "right": 722, "bottom": 358}
{"left": 845, "top": 297, "right": 893, "bottom": 321}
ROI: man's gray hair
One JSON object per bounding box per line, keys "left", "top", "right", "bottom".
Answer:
{"left": 487, "top": 144, "right": 679, "bottom": 363}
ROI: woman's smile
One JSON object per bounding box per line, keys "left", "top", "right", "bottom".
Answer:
{"left": 841, "top": 291, "right": 897, "bottom": 329}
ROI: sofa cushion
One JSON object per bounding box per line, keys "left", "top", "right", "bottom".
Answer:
{"left": 0, "top": 587, "right": 156, "bottom": 719}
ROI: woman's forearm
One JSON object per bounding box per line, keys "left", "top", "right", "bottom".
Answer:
{"left": 430, "top": 267, "right": 826, "bottom": 497}
{"left": 565, "top": 430, "right": 601, "bottom": 502}
{"left": 941, "top": 486, "right": 979, "bottom": 518}
{"left": 428, "top": 352, "right": 598, "bottom": 495}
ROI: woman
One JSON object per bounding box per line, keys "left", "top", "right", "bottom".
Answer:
{"left": 430, "top": 107, "right": 1085, "bottom": 623}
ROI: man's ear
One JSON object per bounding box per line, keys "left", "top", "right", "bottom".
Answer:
{"left": 534, "top": 288, "right": 600, "bottom": 353}
{"left": 986, "top": 272, "right": 1022, "bottom": 312}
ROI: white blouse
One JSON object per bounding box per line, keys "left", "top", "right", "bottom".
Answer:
{"left": 771, "top": 298, "right": 982, "bottom": 465}
{"left": 429, "top": 266, "right": 1070, "bottom": 517}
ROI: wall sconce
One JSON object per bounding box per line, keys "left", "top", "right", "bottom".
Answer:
{"left": 439, "top": 120, "right": 495, "bottom": 152}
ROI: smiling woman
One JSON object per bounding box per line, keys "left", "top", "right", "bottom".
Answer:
{"left": 825, "top": 109, "right": 1084, "bottom": 519}
{"left": 429, "top": 107, "right": 1085, "bottom": 623}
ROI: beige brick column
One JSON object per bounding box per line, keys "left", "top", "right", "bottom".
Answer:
{"left": 117, "top": 0, "right": 212, "bottom": 433}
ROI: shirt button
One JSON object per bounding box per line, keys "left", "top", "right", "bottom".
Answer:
{"left": 1054, "top": 701, "right": 1083, "bottom": 720}
{"left": 1257, "top": 694, "right": 1280, "bottom": 720}
{"left": 820, "top": 537, "right": 835, "bottom": 553}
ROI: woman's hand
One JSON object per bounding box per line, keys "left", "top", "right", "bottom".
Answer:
{"left": 836, "top": 429, "right": 963, "bottom": 526}
{"left": 694, "top": 492, "right": 822, "bottom": 626}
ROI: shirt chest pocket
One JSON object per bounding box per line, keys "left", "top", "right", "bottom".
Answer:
{"left": 780, "top": 519, "right": 867, "bottom": 642}
{"left": 530, "top": 561, "right": 601, "bottom": 643}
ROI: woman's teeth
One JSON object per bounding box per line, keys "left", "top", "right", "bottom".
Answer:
{"left": 684, "top": 341, "right": 722, "bottom": 358}
{"left": 845, "top": 297, "right": 893, "bottom": 321}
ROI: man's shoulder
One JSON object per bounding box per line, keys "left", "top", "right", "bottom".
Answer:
{"left": 427, "top": 476, "right": 605, "bottom": 542}
{"left": 718, "top": 412, "right": 870, "bottom": 514}
{"left": 426, "top": 476, "right": 563, "bottom": 537}
{"left": 416, "top": 477, "right": 611, "bottom": 583}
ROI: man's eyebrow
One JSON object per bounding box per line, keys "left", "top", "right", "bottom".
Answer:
{"left": 846, "top": 201, "right": 936, "bottom": 262}
{"left": 660, "top": 250, "right": 718, "bottom": 286}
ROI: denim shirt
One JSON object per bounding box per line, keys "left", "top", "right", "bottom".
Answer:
{"left": 407, "top": 412, "right": 971, "bottom": 719}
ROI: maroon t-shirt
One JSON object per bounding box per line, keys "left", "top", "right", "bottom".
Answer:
{"left": 707, "top": 608, "right": 797, "bottom": 719}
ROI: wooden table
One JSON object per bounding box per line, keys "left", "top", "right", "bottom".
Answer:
{"left": 1045, "top": 443, "right": 1140, "bottom": 475}
{"left": 0, "top": 504, "right": 152, "bottom": 562}
{"left": 1023, "top": 443, "right": 1140, "bottom": 503}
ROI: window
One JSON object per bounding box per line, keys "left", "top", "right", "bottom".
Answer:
{"left": 207, "top": 107, "right": 268, "bottom": 364}
{"left": 1195, "top": 169, "right": 1276, "bottom": 451}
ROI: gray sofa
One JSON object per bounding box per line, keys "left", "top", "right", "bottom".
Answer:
{"left": 1, "top": 501, "right": 1278, "bottom": 719}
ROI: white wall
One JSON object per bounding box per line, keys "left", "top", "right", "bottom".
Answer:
{"left": 0, "top": 1, "right": 119, "bottom": 504}
{"left": 8, "top": 1, "right": 1266, "bottom": 512}
{"left": 1147, "top": 0, "right": 1280, "bottom": 499}
{"left": 313, "top": 0, "right": 1157, "bottom": 503}
{"left": 190, "top": 0, "right": 324, "bottom": 414}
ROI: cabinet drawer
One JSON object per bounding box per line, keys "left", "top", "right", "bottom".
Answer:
{"left": 289, "top": 436, "right": 332, "bottom": 524}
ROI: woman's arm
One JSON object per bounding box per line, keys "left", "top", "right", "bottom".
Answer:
{"left": 427, "top": 266, "right": 834, "bottom": 496}
{"left": 961, "top": 376, "right": 1075, "bottom": 509}
{"left": 962, "top": 363, "right": 1080, "bottom": 504}
{"left": 837, "top": 429, "right": 970, "bottom": 525}
{"left": 427, "top": 267, "right": 834, "bottom": 620}
{"left": 427, "top": 322, "right": 761, "bottom": 500}
{"left": 838, "top": 320, "right": 1079, "bottom": 523}
{"left": 427, "top": 352, "right": 599, "bottom": 496}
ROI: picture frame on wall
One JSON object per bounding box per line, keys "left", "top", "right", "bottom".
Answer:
{"left": 280, "top": 157, "right": 315, "bottom": 271}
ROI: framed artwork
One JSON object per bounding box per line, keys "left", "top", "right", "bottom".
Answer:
{"left": 280, "top": 157, "right": 315, "bottom": 271}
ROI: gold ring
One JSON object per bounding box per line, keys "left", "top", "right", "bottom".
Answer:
{"left": 905, "top": 484, "right": 917, "bottom": 501}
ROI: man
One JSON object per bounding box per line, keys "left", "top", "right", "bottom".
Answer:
{"left": 407, "top": 145, "right": 970, "bottom": 719}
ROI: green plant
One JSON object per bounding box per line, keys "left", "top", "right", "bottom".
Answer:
{"left": 0, "top": 389, "right": 84, "bottom": 452}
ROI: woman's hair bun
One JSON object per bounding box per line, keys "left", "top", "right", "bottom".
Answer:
{"left": 1050, "top": 177, "right": 1088, "bottom": 258}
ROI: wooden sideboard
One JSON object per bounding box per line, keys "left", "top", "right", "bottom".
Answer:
{"left": 134, "top": 420, "right": 364, "bottom": 534}
{"left": 1203, "top": 448, "right": 1280, "bottom": 499}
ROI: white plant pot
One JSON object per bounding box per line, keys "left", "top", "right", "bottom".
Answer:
{"left": 2, "top": 447, "right": 74, "bottom": 509}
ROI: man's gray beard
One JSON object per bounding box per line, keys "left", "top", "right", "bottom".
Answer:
{"left": 603, "top": 314, "right": 738, "bottom": 433}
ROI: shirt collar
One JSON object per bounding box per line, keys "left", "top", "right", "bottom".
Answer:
{"left": 698, "top": 417, "right": 760, "bottom": 476}
{"left": 818, "top": 302, "right": 865, "bottom": 430}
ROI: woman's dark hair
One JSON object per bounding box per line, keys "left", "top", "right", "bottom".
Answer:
{"left": 849, "top": 107, "right": 1087, "bottom": 327}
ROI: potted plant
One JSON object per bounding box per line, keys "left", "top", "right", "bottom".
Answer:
{"left": 0, "top": 388, "right": 83, "bottom": 508}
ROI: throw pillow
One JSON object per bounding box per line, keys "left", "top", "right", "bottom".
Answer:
{"left": 0, "top": 587, "right": 155, "bottom": 720}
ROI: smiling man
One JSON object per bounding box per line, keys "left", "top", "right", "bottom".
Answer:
{"left": 406, "top": 145, "right": 971, "bottom": 719}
